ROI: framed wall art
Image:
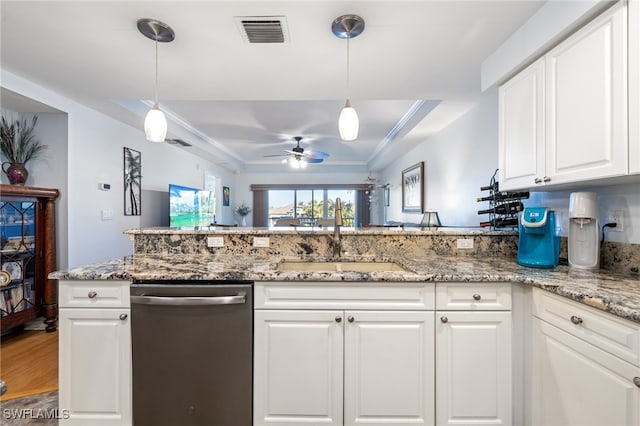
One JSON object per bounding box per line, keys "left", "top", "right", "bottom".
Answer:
{"left": 124, "top": 147, "right": 142, "bottom": 216}
{"left": 402, "top": 162, "right": 424, "bottom": 213}
{"left": 222, "top": 186, "right": 230, "bottom": 207}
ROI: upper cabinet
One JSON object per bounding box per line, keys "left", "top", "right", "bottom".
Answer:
{"left": 499, "top": 2, "right": 629, "bottom": 191}
{"left": 630, "top": 0, "right": 640, "bottom": 174}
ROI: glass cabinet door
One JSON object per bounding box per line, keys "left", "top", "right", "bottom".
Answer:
{"left": 0, "top": 199, "right": 37, "bottom": 317}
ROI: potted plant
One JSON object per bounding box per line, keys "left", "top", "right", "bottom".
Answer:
{"left": 235, "top": 202, "right": 252, "bottom": 227}
{"left": 0, "top": 115, "right": 47, "bottom": 185}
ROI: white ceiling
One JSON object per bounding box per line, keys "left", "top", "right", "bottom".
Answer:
{"left": 0, "top": 0, "right": 545, "bottom": 173}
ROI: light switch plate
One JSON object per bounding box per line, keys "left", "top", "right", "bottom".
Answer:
{"left": 253, "top": 237, "right": 270, "bottom": 248}
{"left": 207, "top": 236, "right": 224, "bottom": 248}
{"left": 100, "top": 209, "right": 113, "bottom": 221}
{"left": 457, "top": 238, "right": 474, "bottom": 249}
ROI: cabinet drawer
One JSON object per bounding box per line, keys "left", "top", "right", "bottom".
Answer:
{"left": 436, "top": 282, "right": 512, "bottom": 310}
{"left": 254, "top": 282, "right": 434, "bottom": 310}
{"left": 59, "top": 280, "right": 130, "bottom": 308}
{"left": 533, "top": 288, "right": 640, "bottom": 367}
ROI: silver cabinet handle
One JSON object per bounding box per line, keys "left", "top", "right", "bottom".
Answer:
{"left": 543, "top": 176, "right": 551, "bottom": 182}
{"left": 88, "top": 291, "right": 97, "bottom": 299}
{"left": 570, "top": 315, "right": 583, "bottom": 325}
{"left": 534, "top": 177, "right": 542, "bottom": 184}
{"left": 473, "top": 294, "right": 482, "bottom": 301}
{"left": 119, "top": 313, "right": 128, "bottom": 321}
{"left": 347, "top": 316, "right": 354, "bottom": 323}
{"left": 131, "top": 294, "right": 245, "bottom": 306}
{"left": 335, "top": 316, "right": 342, "bottom": 323}
{"left": 441, "top": 316, "right": 448, "bottom": 323}
{"left": 633, "top": 377, "right": 640, "bottom": 388}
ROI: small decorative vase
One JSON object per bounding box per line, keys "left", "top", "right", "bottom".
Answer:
{"left": 2, "top": 162, "right": 28, "bottom": 185}
{"left": 241, "top": 216, "right": 247, "bottom": 227}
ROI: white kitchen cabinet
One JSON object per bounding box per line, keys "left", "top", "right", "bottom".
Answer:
{"left": 435, "top": 283, "right": 512, "bottom": 426}
{"left": 58, "top": 280, "right": 131, "bottom": 426}
{"left": 253, "top": 282, "right": 435, "bottom": 426}
{"left": 499, "top": 2, "right": 628, "bottom": 190}
{"left": 253, "top": 309, "right": 344, "bottom": 426}
{"left": 532, "top": 288, "right": 640, "bottom": 426}
{"left": 499, "top": 58, "right": 545, "bottom": 191}
{"left": 344, "top": 311, "right": 435, "bottom": 426}
{"left": 630, "top": 0, "right": 640, "bottom": 174}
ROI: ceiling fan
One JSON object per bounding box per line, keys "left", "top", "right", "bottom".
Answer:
{"left": 265, "top": 136, "right": 329, "bottom": 168}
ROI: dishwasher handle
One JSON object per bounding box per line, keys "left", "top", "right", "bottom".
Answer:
{"left": 131, "top": 294, "right": 246, "bottom": 306}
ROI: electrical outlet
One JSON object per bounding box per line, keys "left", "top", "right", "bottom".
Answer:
{"left": 607, "top": 210, "right": 624, "bottom": 232}
{"left": 457, "top": 238, "right": 474, "bottom": 249}
{"left": 253, "top": 237, "right": 270, "bottom": 248}
{"left": 207, "top": 237, "right": 224, "bottom": 248}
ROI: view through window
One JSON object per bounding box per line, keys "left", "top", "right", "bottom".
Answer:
{"left": 268, "top": 189, "right": 356, "bottom": 227}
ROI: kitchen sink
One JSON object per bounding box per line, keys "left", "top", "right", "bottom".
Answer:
{"left": 276, "top": 261, "right": 408, "bottom": 273}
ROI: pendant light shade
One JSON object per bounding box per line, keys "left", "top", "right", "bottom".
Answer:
{"left": 137, "top": 18, "right": 175, "bottom": 142}
{"left": 144, "top": 106, "right": 168, "bottom": 142}
{"left": 339, "top": 99, "right": 359, "bottom": 141}
{"left": 332, "top": 15, "right": 364, "bottom": 141}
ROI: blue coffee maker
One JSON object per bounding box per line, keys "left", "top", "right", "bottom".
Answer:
{"left": 517, "top": 207, "right": 561, "bottom": 268}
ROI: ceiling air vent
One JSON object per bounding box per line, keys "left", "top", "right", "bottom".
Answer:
{"left": 235, "top": 16, "right": 289, "bottom": 44}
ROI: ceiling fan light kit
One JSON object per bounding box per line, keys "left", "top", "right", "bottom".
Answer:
{"left": 138, "top": 18, "right": 175, "bottom": 142}
{"left": 332, "top": 14, "right": 364, "bottom": 142}
{"left": 265, "top": 136, "right": 329, "bottom": 169}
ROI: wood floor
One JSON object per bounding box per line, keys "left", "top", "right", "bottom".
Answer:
{"left": 0, "top": 329, "right": 58, "bottom": 401}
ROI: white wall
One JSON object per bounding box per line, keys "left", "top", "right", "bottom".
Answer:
{"left": 2, "top": 70, "right": 236, "bottom": 268}
{"left": 234, "top": 171, "right": 375, "bottom": 226}
{"left": 379, "top": 88, "right": 500, "bottom": 227}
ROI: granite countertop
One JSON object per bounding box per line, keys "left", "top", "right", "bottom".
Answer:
{"left": 50, "top": 253, "right": 640, "bottom": 324}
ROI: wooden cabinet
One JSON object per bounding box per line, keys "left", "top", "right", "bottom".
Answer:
{"left": 0, "top": 185, "right": 59, "bottom": 333}
{"left": 435, "top": 283, "right": 512, "bottom": 426}
{"left": 58, "top": 280, "right": 131, "bottom": 426}
{"left": 499, "top": 2, "right": 628, "bottom": 190}
{"left": 630, "top": 0, "right": 640, "bottom": 174}
{"left": 532, "top": 288, "right": 640, "bottom": 426}
{"left": 253, "top": 282, "right": 435, "bottom": 426}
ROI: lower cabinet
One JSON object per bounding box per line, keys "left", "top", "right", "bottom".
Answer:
{"left": 435, "top": 283, "right": 513, "bottom": 426}
{"left": 58, "top": 280, "right": 131, "bottom": 426}
{"left": 436, "top": 312, "right": 512, "bottom": 425}
{"left": 254, "top": 309, "right": 435, "bottom": 426}
{"left": 532, "top": 288, "right": 640, "bottom": 426}
{"left": 253, "top": 282, "right": 436, "bottom": 426}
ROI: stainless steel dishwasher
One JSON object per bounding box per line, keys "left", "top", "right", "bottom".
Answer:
{"left": 130, "top": 280, "right": 253, "bottom": 426}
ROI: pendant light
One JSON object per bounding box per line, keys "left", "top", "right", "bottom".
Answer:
{"left": 137, "top": 18, "right": 175, "bottom": 142}
{"left": 332, "top": 15, "right": 365, "bottom": 141}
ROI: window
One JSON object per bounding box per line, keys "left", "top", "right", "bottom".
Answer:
{"left": 268, "top": 188, "right": 357, "bottom": 227}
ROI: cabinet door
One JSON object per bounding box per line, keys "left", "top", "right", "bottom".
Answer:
{"left": 344, "top": 311, "right": 435, "bottom": 426}
{"left": 499, "top": 58, "right": 545, "bottom": 191}
{"left": 436, "top": 311, "right": 511, "bottom": 425}
{"left": 545, "top": 3, "right": 628, "bottom": 184}
{"left": 532, "top": 318, "right": 640, "bottom": 426}
{"left": 254, "top": 309, "right": 344, "bottom": 426}
{"left": 58, "top": 308, "right": 131, "bottom": 426}
{"left": 630, "top": 0, "right": 640, "bottom": 174}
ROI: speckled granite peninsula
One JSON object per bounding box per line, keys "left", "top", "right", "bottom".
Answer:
{"left": 49, "top": 227, "right": 640, "bottom": 324}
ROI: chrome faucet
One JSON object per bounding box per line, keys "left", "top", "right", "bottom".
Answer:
{"left": 333, "top": 198, "right": 343, "bottom": 258}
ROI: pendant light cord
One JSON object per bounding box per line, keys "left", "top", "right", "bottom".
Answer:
{"left": 154, "top": 34, "right": 159, "bottom": 108}
{"left": 346, "top": 36, "right": 350, "bottom": 98}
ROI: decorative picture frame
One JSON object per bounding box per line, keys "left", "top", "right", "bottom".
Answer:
{"left": 124, "top": 147, "right": 142, "bottom": 216}
{"left": 402, "top": 162, "right": 424, "bottom": 213}
{"left": 222, "top": 186, "right": 230, "bottom": 207}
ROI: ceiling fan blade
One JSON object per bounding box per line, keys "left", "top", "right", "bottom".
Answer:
{"left": 305, "top": 158, "right": 324, "bottom": 164}
{"left": 264, "top": 154, "right": 288, "bottom": 158}
{"left": 302, "top": 150, "right": 330, "bottom": 159}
